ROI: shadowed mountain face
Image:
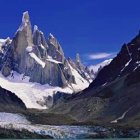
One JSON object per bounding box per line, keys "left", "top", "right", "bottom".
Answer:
{"left": 50, "top": 32, "right": 140, "bottom": 128}
{"left": 0, "top": 86, "right": 26, "bottom": 112}
{"left": 90, "top": 32, "right": 140, "bottom": 88}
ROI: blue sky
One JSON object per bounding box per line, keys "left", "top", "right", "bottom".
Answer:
{"left": 0, "top": 0, "right": 140, "bottom": 65}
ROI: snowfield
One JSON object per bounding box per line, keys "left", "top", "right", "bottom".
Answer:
{"left": 68, "top": 64, "right": 89, "bottom": 92}
{"left": 89, "top": 59, "right": 112, "bottom": 74}
{"left": 0, "top": 71, "right": 89, "bottom": 109}
{"left": 0, "top": 112, "right": 94, "bottom": 139}
{"left": 0, "top": 112, "right": 30, "bottom": 124}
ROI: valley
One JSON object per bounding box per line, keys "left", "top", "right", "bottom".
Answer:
{"left": 0, "top": 10, "right": 139, "bottom": 139}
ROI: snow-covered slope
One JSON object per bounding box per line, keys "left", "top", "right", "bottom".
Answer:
{"left": 0, "top": 11, "right": 93, "bottom": 110}
{"left": 0, "top": 112, "right": 30, "bottom": 124}
{"left": 0, "top": 39, "right": 6, "bottom": 47}
{"left": 0, "top": 112, "right": 95, "bottom": 139}
{"left": 0, "top": 71, "right": 89, "bottom": 109}
{"left": 89, "top": 59, "right": 112, "bottom": 74}
{"left": 0, "top": 38, "right": 11, "bottom": 50}
{"left": 68, "top": 64, "right": 89, "bottom": 92}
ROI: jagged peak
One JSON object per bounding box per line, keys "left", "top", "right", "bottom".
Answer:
{"left": 22, "top": 11, "right": 30, "bottom": 24}
{"left": 40, "top": 31, "right": 44, "bottom": 35}
{"left": 49, "top": 33, "right": 55, "bottom": 39}
{"left": 6, "top": 37, "right": 10, "bottom": 40}
{"left": 33, "top": 25, "right": 45, "bottom": 36}
{"left": 16, "top": 11, "right": 31, "bottom": 33}
{"left": 34, "top": 25, "right": 38, "bottom": 32}
{"left": 5, "top": 37, "right": 12, "bottom": 44}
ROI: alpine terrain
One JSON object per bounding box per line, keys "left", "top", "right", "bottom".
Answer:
{"left": 51, "top": 30, "right": 140, "bottom": 130}
{"left": 0, "top": 11, "right": 94, "bottom": 109}
{"left": 0, "top": 11, "right": 139, "bottom": 139}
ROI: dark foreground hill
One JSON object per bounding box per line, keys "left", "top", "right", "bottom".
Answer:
{"left": 0, "top": 86, "right": 26, "bottom": 112}
{"left": 49, "top": 32, "right": 140, "bottom": 129}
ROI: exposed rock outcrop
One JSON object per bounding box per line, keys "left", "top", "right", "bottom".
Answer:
{"left": 0, "top": 11, "right": 93, "bottom": 88}
{"left": 47, "top": 33, "right": 65, "bottom": 63}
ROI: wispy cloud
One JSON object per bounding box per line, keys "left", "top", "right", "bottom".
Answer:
{"left": 87, "top": 52, "right": 116, "bottom": 60}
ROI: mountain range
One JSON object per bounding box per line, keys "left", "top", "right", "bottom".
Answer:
{"left": 0, "top": 11, "right": 139, "bottom": 138}
{"left": 50, "top": 29, "right": 140, "bottom": 129}
{"left": 0, "top": 11, "right": 97, "bottom": 109}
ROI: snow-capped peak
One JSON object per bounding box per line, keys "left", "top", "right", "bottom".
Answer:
{"left": 0, "top": 37, "right": 12, "bottom": 47}
{"left": 49, "top": 33, "right": 55, "bottom": 38}
{"left": 22, "top": 11, "right": 30, "bottom": 24}
{"left": 89, "top": 59, "right": 112, "bottom": 74}
{"left": 34, "top": 25, "right": 38, "bottom": 32}
{"left": 17, "top": 11, "right": 31, "bottom": 33}
{"left": 0, "top": 11, "right": 93, "bottom": 110}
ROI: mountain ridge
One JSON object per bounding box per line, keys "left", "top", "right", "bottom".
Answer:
{"left": 0, "top": 11, "right": 93, "bottom": 87}
{"left": 49, "top": 31, "right": 140, "bottom": 128}
{"left": 0, "top": 11, "right": 95, "bottom": 109}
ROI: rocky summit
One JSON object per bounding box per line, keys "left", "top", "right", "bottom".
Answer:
{"left": 0, "top": 11, "right": 93, "bottom": 87}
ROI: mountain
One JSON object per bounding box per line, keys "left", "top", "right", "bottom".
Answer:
{"left": 89, "top": 32, "right": 140, "bottom": 88}
{"left": 0, "top": 11, "right": 93, "bottom": 109}
{"left": 0, "top": 10, "right": 139, "bottom": 129}
{"left": 50, "top": 31, "right": 140, "bottom": 128}
{"left": 89, "top": 59, "right": 112, "bottom": 78}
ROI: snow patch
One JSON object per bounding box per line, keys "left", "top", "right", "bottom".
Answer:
{"left": 121, "top": 59, "right": 132, "bottom": 72}
{"left": 34, "top": 25, "right": 38, "bottom": 32}
{"left": 46, "top": 56, "right": 62, "bottom": 64}
{"left": 0, "top": 112, "right": 30, "bottom": 124}
{"left": 29, "top": 52, "right": 46, "bottom": 68}
{"left": 26, "top": 46, "right": 33, "bottom": 52}
{"left": 40, "top": 44, "right": 46, "bottom": 50}
{"left": 89, "top": 59, "right": 112, "bottom": 73}
{"left": 22, "top": 11, "right": 29, "bottom": 23}
{"left": 68, "top": 64, "right": 89, "bottom": 92}
{"left": 111, "top": 107, "right": 133, "bottom": 123}
{"left": 49, "top": 33, "right": 54, "bottom": 38}
{"left": 126, "top": 45, "right": 132, "bottom": 58}
{"left": 0, "top": 38, "right": 12, "bottom": 47}
{"left": 0, "top": 72, "right": 73, "bottom": 109}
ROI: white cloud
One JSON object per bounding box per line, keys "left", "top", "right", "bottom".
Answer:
{"left": 88, "top": 52, "right": 116, "bottom": 60}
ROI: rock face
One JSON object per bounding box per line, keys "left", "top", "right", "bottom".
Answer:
{"left": 12, "top": 11, "right": 33, "bottom": 74}
{"left": 90, "top": 32, "right": 140, "bottom": 88}
{"left": 75, "top": 53, "right": 93, "bottom": 82}
{"left": 33, "top": 25, "right": 48, "bottom": 58}
{"left": 0, "top": 11, "right": 93, "bottom": 88}
{"left": 47, "top": 33, "right": 65, "bottom": 63}
{"left": 50, "top": 31, "right": 140, "bottom": 128}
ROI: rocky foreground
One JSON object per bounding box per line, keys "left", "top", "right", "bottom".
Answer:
{"left": 0, "top": 128, "right": 53, "bottom": 139}
{"left": 46, "top": 31, "right": 140, "bottom": 135}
